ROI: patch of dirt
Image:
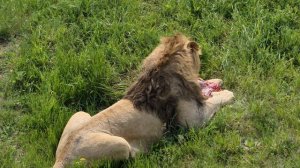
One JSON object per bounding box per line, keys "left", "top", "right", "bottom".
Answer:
{"left": 0, "top": 40, "right": 10, "bottom": 57}
{"left": 0, "top": 38, "right": 18, "bottom": 74}
{"left": 0, "top": 39, "right": 13, "bottom": 107}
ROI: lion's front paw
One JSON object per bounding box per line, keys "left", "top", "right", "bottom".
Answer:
{"left": 211, "top": 90, "right": 235, "bottom": 105}
{"left": 206, "top": 79, "right": 223, "bottom": 86}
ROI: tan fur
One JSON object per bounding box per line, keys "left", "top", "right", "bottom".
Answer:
{"left": 53, "top": 34, "right": 234, "bottom": 168}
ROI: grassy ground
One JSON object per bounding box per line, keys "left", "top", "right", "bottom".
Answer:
{"left": 1, "top": 0, "right": 300, "bottom": 167}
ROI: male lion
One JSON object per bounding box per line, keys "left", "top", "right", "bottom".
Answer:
{"left": 53, "top": 34, "right": 234, "bottom": 168}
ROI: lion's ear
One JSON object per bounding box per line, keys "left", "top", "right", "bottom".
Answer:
{"left": 187, "top": 41, "right": 199, "bottom": 51}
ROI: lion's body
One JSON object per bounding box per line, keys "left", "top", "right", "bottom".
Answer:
{"left": 53, "top": 34, "right": 234, "bottom": 168}
{"left": 54, "top": 99, "right": 163, "bottom": 168}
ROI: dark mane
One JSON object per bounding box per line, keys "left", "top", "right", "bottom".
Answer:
{"left": 123, "top": 68, "right": 204, "bottom": 123}
{"left": 123, "top": 34, "right": 204, "bottom": 123}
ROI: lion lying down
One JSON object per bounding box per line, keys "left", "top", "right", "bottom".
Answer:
{"left": 53, "top": 34, "right": 234, "bottom": 168}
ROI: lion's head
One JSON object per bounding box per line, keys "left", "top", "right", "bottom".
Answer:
{"left": 124, "top": 34, "right": 204, "bottom": 124}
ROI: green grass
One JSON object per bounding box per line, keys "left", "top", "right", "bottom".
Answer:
{"left": 1, "top": 0, "right": 300, "bottom": 167}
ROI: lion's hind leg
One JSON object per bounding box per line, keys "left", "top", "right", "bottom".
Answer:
{"left": 61, "top": 111, "right": 91, "bottom": 137}
{"left": 55, "top": 111, "right": 92, "bottom": 167}
{"left": 76, "top": 132, "right": 132, "bottom": 160}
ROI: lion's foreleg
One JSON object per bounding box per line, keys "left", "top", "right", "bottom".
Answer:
{"left": 176, "top": 100, "right": 207, "bottom": 128}
{"left": 201, "top": 90, "right": 235, "bottom": 124}
{"left": 177, "top": 90, "right": 234, "bottom": 128}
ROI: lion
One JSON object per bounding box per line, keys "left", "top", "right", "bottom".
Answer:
{"left": 53, "top": 34, "right": 234, "bottom": 168}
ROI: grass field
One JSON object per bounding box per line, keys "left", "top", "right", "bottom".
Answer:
{"left": 0, "top": 0, "right": 300, "bottom": 167}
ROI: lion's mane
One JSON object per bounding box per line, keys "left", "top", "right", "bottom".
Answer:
{"left": 124, "top": 34, "right": 204, "bottom": 124}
